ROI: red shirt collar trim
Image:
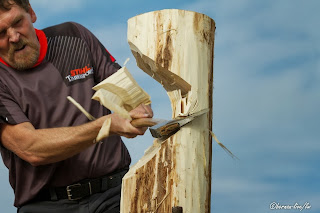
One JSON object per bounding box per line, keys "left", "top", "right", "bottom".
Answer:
{"left": 0, "top": 55, "right": 9, "bottom": 67}
{"left": 0, "top": 29, "right": 48, "bottom": 68}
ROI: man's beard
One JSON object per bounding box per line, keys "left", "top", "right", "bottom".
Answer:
{"left": 7, "top": 38, "right": 40, "bottom": 70}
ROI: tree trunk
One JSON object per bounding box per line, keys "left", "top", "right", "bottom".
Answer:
{"left": 121, "top": 9, "right": 215, "bottom": 213}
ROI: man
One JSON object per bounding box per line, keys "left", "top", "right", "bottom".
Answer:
{"left": 0, "top": 0, "right": 153, "bottom": 212}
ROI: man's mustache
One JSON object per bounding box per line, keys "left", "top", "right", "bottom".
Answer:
{"left": 9, "top": 40, "right": 27, "bottom": 54}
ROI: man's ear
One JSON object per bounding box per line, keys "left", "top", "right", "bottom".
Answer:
{"left": 28, "top": 5, "right": 37, "bottom": 23}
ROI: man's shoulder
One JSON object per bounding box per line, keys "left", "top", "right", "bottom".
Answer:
{"left": 42, "top": 22, "right": 87, "bottom": 38}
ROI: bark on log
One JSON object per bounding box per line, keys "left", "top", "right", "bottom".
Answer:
{"left": 121, "top": 9, "right": 215, "bottom": 213}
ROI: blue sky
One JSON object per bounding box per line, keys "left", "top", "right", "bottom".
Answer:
{"left": 0, "top": 0, "right": 319, "bottom": 212}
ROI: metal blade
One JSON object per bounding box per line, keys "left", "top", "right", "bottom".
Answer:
{"left": 149, "top": 108, "right": 209, "bottom": 139}
{"left": 174, "top": 108, "right": 210, "bottom": 127}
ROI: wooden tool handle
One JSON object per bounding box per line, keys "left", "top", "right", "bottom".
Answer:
{"left": 131, "top": 118, "right": 160, "bottom": 128}
{"left": 159, "top": 123, "right": 180, "bottom": 136}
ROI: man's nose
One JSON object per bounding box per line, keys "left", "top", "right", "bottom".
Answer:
{"left": 7, "top": 28, "right": 20, "bottom": 43}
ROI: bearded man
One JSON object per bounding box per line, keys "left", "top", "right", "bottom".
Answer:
{"left": 0, "top": 1, "right": 153, "bottom": 212}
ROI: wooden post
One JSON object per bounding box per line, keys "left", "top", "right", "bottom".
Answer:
{"left": 121, "top": 9, "right": 215, "bottom": 213}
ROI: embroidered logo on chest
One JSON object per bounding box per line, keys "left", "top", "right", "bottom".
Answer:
{"left": 65, "top": 64, "right": 94, "bottom": 83}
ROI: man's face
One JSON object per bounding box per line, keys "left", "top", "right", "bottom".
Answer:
{"left": 0, "top": 4, "right": 39, "bottom": 70}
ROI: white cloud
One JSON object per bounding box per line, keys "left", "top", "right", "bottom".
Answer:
{"left": 179, "top": 1, "right": 320, "bottom": 212}
{"left": 207, "top": 0, "right": 320, "bottom": 135}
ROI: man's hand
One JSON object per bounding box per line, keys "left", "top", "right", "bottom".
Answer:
{"left": 109, "top": 104, "right": 153, "bottom": 138}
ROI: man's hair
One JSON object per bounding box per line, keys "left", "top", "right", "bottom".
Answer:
{"left": 0, "top": 0, "right": 30, "bottom": 11}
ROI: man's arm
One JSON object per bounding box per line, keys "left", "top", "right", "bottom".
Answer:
{"left": 0, "top": 104, "right": 153, "bottom": 166}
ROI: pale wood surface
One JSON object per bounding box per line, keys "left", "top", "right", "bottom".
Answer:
{"left": 92, "top": 66, "right": 151, "bottom": 120}
{"left": 121, "top": 9, "right": 215, "bottom": 213}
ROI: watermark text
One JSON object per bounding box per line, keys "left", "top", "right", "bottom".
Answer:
{"left": 270, "top": 202, "right": 311, "bottom": 211}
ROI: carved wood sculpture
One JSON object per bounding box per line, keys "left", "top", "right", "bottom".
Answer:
{"left": 121, "top": 9, "right": 215, "bottom": 213}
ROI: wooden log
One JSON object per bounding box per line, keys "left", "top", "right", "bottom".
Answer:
{"left": 121, "top": 9, "right": 215, "bottom": 213}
